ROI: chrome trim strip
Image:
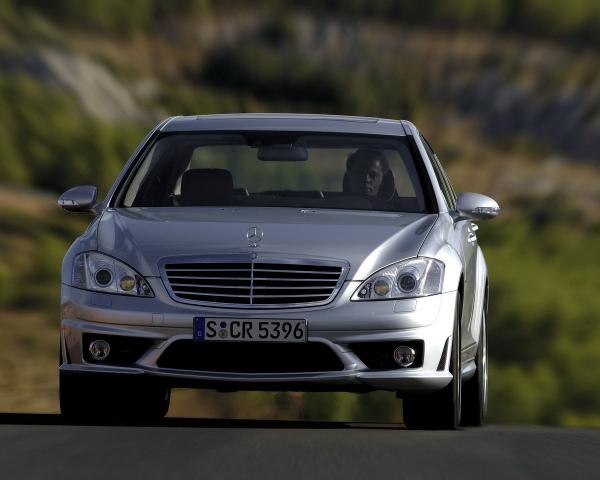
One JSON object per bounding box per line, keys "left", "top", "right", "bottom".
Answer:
{"left": 169, "top": 283, "right": 335, "bottom": 289}
{"left": 250, "top": 256, "right": 255, "bottom": 305}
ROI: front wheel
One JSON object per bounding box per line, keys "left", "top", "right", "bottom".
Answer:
{"left": 402, "top": 293, "right": 462, "bottom": 430}
{"left": 60, "top": 372, "right": 170, "bottom": 421}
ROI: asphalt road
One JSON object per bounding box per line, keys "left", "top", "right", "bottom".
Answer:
{"left": 0, "top": 414, "right": 599, "bottom": 480}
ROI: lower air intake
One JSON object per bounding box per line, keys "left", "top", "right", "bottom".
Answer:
{"left": 157, "top": 340, "right": 344, "bottom": 373}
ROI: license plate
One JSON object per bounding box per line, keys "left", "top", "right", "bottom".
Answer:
{"left": 193, "top": 317, "right": 307, "bottom": 343}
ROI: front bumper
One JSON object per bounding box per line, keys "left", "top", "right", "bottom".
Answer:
{"left": 60, "top": 281, "right": 458, "bottom": 393}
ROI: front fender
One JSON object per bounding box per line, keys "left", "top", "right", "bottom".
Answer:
{"left": 469, "top": 246, "right": 488, "bottom": 345}
{"left": 417, "top": 216, "right": 463, "bottom": 293}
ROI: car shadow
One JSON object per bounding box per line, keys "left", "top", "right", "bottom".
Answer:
{"left": 0, "top": 413, "right": 406, "bottom": 430}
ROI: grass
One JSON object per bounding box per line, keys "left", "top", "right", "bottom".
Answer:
{"left": 0, "top": 311, "right": 59, "bottom": 413}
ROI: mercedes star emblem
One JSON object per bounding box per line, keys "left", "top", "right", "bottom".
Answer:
{"left": 246, "top": 226, "right": 263, "bottom": 248}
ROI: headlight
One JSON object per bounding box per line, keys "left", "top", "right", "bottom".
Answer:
{"left": 72, "top": 252, "right": 154, "bottom": 297}
{"left": 352, "top": 257, "right": 444, "bottom": 301}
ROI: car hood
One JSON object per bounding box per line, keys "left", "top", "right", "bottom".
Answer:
{"left": 96, "top": 207, "right": 437, "bottom": 280}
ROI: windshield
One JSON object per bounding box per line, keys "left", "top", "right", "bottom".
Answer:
{"left": 118, "top": 132, "right": 429, "bottom": 213}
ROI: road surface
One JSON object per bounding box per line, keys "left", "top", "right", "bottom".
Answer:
{"left": 0, "top": 414, "right": 598, "bottom": 479}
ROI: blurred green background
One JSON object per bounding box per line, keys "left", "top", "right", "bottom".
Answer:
{"left": 0, "top": 0, "right": 599, "bottom": 425}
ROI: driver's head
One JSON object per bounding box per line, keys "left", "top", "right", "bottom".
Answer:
{"left": 346, "top": 149, "right": 389, "bottom": 197}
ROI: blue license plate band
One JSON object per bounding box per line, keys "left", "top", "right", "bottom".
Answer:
{"left": 193, "top": 316, "right": 206, "bottom": 341}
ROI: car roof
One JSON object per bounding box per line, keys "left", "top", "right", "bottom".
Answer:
{"left": 160, "top": 113, "right": 415, "bottom": 136}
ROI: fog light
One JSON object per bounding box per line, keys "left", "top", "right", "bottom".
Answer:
{"left": 393, "top": 346, "right": 416, "bottom": 367}
{"left": 89, "top": 339, "right": 110, "bottom": 361}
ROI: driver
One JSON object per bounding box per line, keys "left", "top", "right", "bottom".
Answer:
{"left": 345, "top": 149, "right": 390, "bottom": 197}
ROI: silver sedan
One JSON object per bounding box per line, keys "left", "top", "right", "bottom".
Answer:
{"left": 58, "top": 114, "right": 499, "bottom": 429}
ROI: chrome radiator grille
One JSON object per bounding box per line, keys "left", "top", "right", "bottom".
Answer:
{"left": 163, "top": 258, "right": 345, "bottom": 307}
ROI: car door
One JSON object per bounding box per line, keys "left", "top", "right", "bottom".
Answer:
{"left": 421, "top": 136, "right": 478, "bottom": 349}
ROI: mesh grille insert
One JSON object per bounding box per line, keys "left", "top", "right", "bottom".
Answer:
{"left": 157, "top": 340, "right": 345, "bottom": 373}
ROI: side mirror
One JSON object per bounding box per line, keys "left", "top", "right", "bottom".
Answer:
{"left": 455, "top": 192, "right": 500, "bottom": 221}
{"left": 58, "top": 185, "right": 99, "bottom": 213}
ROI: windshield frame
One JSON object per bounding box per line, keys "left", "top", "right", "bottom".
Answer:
{"left": 110, "top": 130, "right": 438, "bottom": 214}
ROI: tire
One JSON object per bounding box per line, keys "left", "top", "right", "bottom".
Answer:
{"left": 137, "top": 383, "right": 171, "bottom": 419}
{"left": 461, "top": 309, "right": 488, "bottom": 427}
{"left": 60, "top": 371, "right": 171, "bottom": 420}
{"left": 403, "top": 293, "right": 462, "bottom": 430}
{"left": 59, "top": 372, "right": 87, "bottom": 419}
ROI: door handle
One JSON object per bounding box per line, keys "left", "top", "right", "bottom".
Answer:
{"left": 467, "top": 232, "right": 477, "bottom": 243}
{"left": 470, "top": 222, "right": 479, "bottom": 232}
